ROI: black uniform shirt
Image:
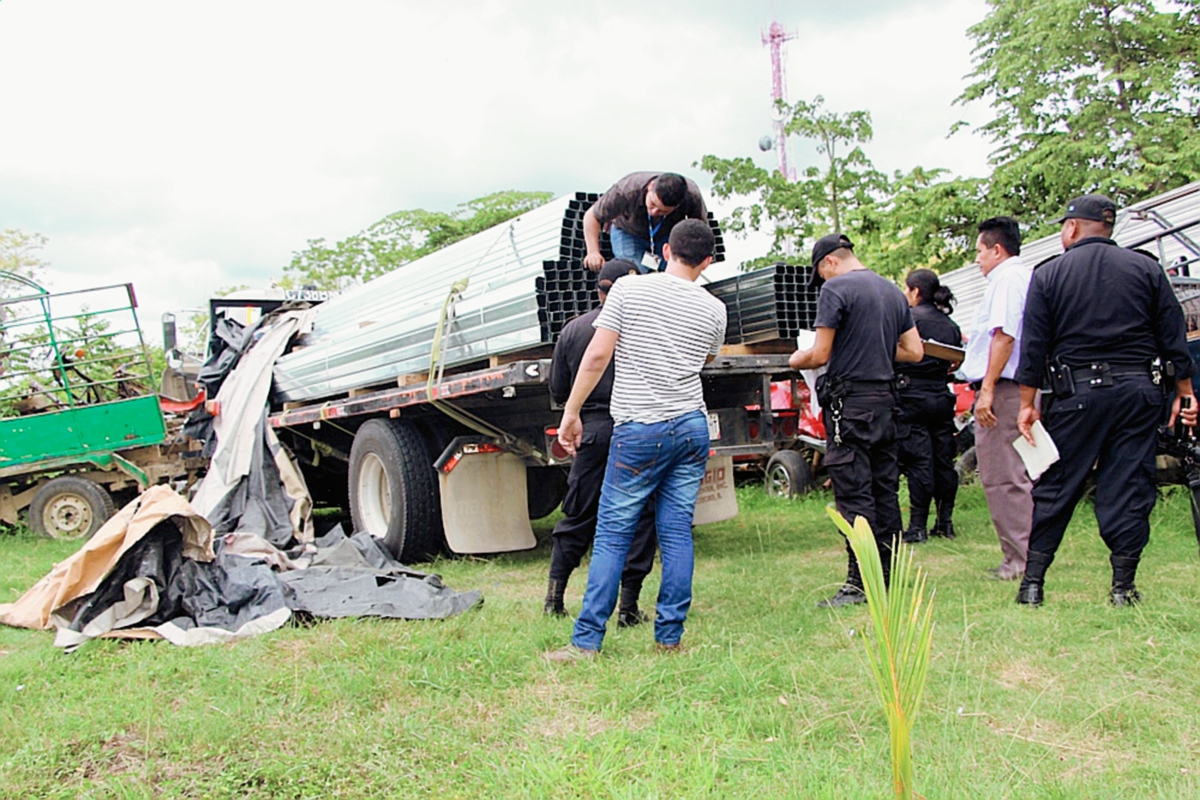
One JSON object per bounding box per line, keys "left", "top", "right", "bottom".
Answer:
{"left": 815, "top": 269, "right": 915, "bottom": 382}
{"left": 549, "top": 307, "right": 613, "bottom": 421}
{"left": 895, "top": 302, "right": 963, "bottom": 382}
{"left": 1016, "top": 236, "right": 1194, "bottom": 388}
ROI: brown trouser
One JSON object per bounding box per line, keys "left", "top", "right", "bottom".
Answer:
{"left": 975, "top": 380, "right": 1033, "bottom": 578}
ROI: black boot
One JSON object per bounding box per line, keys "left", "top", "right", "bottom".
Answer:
{"left": 617, "top": 580, "right": 650, "bottom": 627}
{"left": 543, "top": 578, "right": 567, "bottom": 617}
{"left": 1109, "top": 555, "right": 1142, "bottom": 607}
{"left": 1016, "top": 550, "right": 1054, "bottom": 606}
{"left": 902, "top": 525, "right": 928, "bottom": 544}
{"left": 932, "top": 505, "right": 956, "bottom": 539}
{"left": 818, "top": 556, "right": 867, "bottom": 608}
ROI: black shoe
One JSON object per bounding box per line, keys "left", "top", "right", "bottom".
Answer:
{"left": 817, "top": 586, "right": 867, "bottom": 608}
{"left": 1109, "top": 586, "right": 1142, "bottom": 607}
{"left": 1016, "top": 582, "right": 1043, "bottom": 606}
{"left": 931, "top": 521, "right": 956, "bottom": 539}
{"left": 901, "top": 526, "right": 928, "bottom": 544}
{"left": 617, "top": 608, "right": 650, "bottom": 628}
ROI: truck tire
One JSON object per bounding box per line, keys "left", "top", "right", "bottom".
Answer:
{"left": 527, "top": 466, "right": 569, "bottom": 519}
{"left": 765, "top": 450, "right": 812, "bottom": 498}
{"left": 29, "top": 476, "right": 116, "bottom": 540}
{"left": 348, "top": 418, "right": 444, "bottom": 563}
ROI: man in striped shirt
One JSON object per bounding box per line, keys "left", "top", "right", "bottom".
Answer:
{"left": 544, "top": 219, "right": 727, "bottom": 660}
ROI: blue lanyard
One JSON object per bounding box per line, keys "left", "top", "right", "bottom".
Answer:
{"left": 648, "top": 214, "right": 663, "bottom": 250}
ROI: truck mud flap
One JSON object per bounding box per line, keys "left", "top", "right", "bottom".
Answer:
{"left": 435, "top": 437, "right": 537, "bottom": 554}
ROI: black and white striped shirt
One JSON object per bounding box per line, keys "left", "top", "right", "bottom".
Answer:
{"left": 594, "top": 272, "right": 727, "bottom": 425}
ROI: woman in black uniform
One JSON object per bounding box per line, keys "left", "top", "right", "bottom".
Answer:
{"left": 896, "top": 269, "right": 963, "bottom": 543}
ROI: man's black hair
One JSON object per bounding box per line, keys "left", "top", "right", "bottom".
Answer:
{"left": 668, "top": 219, "right": 714, "bottom": 267}
{"left": 978, "top": 216, "right": 1022, "bottom": 257}
{"left": 653, "top": 173, "right": 687, "bottom": 207}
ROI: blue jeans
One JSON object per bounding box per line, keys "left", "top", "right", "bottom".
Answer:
{"left": 609, "top": 225, "right": 666, "bottom": 273}
{"left": 571, "top": 410, "right": 710, "bottom": 650}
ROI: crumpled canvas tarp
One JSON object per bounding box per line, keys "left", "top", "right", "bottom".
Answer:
{"left": 1, "top": 489, "right": 482, "bottom": 652}
{"left": 189, "top": 308, "right": 317, "bottom": 547}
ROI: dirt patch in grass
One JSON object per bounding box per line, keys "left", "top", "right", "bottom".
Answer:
{"left": 995, "top": 659, "right": 1053, "bottom": 691}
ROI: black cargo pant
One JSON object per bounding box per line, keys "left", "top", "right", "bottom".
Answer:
{"left": 549, "top": 416, "right": 656, "bottom": 591}
{"left": 896, "top": 382, "right": 959, "bottom": 530}
{"left": 1029, "top": 374, "right": 1163, "bottom": 561}
{"left": 823, "top": 389, "right": 903, "bottom": 587}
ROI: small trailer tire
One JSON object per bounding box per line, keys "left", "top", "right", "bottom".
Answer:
{"left": 349, "top": 418, "right": 443, "bottom": 563}
{"left": 764, "top": 450, "right": 812, "bottom": 498}
{"left": 29, "top": 476, "right": 116, "bottom": 540}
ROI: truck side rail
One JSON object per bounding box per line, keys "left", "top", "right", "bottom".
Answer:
{"left": 270, "top": 359, "right": 554, "bottom": 429}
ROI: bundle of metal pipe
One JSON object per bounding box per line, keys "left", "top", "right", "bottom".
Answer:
{"left": 273, "top": 192, "right": 729, "bottom": 404}
{"left": 705, "top": 263, "right": 819, "bottom": 344}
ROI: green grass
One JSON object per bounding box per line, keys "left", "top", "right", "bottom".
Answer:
{"left": 3, "top": 484, "right": 1200, "bottom": 798}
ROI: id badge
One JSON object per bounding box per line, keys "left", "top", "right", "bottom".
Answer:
{"left": 641, "top": 250, "right": 661, "bottom": 272}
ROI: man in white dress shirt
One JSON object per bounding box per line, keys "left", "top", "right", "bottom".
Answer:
{"left": 958, "top": 216, "right": 1034, "bottom": 581}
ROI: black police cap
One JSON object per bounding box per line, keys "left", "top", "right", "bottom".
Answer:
{"left": 1055, "top": 194, "right": 1117, "bottom": 225}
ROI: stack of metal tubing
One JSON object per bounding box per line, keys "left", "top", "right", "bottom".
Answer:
{"left": 705, "top": 263, "right": 820, "bottom": 344}
{"left": 272, "top": 192, "right": 734, "bottom": 404}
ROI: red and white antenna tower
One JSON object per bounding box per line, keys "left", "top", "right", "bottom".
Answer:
{"left": 762, "top": 21, "right": 797, "bottom": 182}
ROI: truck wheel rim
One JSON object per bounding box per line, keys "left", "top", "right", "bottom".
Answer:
{"left": 766, "top": 464, "right": 792, "bottom": 497}
{"left": 357, "top": 453, "right": 392, "bottom": 538}
{"left": 43, "top": 494, "right": 93, "bottom": 539}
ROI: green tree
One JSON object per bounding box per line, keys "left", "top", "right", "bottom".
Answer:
{"left": 860, "top": 169, "right": 987, "bottom": 278}
{"left": 702, "top": 97, "right": 978, "bottom": 277}
{"left": 286, "top": 190, "right": 554, "bottom": 289}
{"left": 960, "top": 0, "right": 1200, "bottom": 223}
{"left": 1, "top": 229, "right": 48, "bottom": 294}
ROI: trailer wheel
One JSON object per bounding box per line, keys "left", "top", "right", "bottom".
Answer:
{"left": 349, "top": 418, "right": 443, "bottom": 563}
{"left": 765, "top": 450, "right": 812, "bottom": 498}
{"left": 29, "top": 477, "right": 115, "bottom": 540}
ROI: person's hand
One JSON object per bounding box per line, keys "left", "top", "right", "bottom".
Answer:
{"left": 558, "top": 410, "right": 583, "bottom": 455}
{"left": 1169, "top": 392, "right": 1198, "bottom": 430}
{"left": 583, "top": 252, "right": 604, "bottom": 272}
{"left": 1017, "top": 404, "right": 1040, "bottom": 446}
{"left": 974, "top": 385, "right": 997, "bottom": 429}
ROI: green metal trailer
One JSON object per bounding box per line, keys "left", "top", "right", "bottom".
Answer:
{"left": 0, "top": 272, "right": 201, "bottom": 539}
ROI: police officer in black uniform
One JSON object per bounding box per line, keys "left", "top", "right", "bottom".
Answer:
{"left": 1015, "top": 194, "right": 1197, "bottom": 607}
{"left": 544, "top": 259, "right": 657, "bottom": 625}
{"left": 896, "top": 269, "right": 963, "bottom": 543}
{"left": 790, "top": 234, "right": 925, "bottom": 607}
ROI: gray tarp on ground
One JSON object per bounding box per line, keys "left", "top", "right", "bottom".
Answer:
{"left": 278, "top": 527, "right": 483, "bottom": 619}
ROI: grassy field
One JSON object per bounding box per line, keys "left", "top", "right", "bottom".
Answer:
{"left": 3, "top": 483, "right": 1200, "bottom": 798}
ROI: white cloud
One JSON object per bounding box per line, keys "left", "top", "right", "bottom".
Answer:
{"left": 0, "top": 0, "right": 992, "bottom": 338}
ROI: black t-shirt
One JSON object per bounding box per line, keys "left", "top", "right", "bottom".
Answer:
{"left": 895, "top": 302, "right": 963, "bottom": 382}
{"left": 1016, "top": 237, "right": 1195, "bottom": 387}
{"left": 549, "top": 307, "right": 613, "bottom": 420}
{"left": 815, "top": 269, "right": 914, "bottom": 382}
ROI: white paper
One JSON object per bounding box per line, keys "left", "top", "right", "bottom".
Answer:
{"left": 1012, "top": 420, "right": 1059, "bottom": 481}
{"left": 795, "top": 330, "right": 828, "bottom": 418}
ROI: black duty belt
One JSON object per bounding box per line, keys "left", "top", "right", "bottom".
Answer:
{"left": 898, "top": 376, "right": 951, "bottom": 389}
{"left": 967, "top": 377, "right": 1015, "bottom": 392}
{"left": 1069, "top": 363, "right": 1149, "bottom": 386}
{"left": 842, "top": 379, "right": 894, "bottom": 394}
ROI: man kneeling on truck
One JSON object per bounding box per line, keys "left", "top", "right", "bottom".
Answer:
{"left": 545, "top": 259, "right": 658, "bottom": 625}
{"left": 544, "top": 219, "right": 727, "bottom": 661}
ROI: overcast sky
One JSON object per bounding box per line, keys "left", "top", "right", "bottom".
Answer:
{"left": 0, "top": 0, "right": 994, "bottom": 333}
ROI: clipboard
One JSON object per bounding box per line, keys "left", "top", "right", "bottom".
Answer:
{"left": 922, "top": 340, "right": 966, "bottom": 362}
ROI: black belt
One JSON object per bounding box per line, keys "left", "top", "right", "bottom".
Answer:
{"left": 898, "top": 376, "right": 951, "bottom": 389}
{"left": 968, "top": 377, "right": 1015, "bottom": 392}
{"left": 842, "top": 379, "right": 894, "bottom": 394}
{"left": 1069, "top": 363, "right": 1149, "bottom": 385}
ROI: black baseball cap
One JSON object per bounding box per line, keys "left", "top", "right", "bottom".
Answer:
{"left": 597, "top": 259, "right": 639, "bottom": 291}
{"left": 809, "top": 233, "right": 854, "bottom": 287}
{"left": 1055, "top": 194, "right": 1117, "bottom": 225}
